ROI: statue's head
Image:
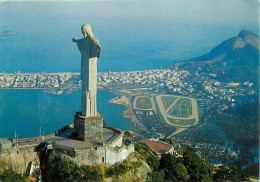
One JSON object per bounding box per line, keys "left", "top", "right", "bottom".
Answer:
{"left": 81, "top": 24, "right": 94, "bottom": 38}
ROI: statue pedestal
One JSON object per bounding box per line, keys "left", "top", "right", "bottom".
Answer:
{"left": 74, "top": 112, "right": 103, "bottom": 141}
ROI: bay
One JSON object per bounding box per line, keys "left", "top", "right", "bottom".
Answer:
{"left": 0, "top": 89, "right": 131, "bottom": 138}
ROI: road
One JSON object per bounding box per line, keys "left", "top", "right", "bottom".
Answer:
{"left": 155, "top": 95, "right": 199, "bottom": 127}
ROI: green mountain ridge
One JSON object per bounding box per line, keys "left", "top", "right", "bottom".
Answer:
{"left": 168, "top": 30, "right": 259, "bottom": 85}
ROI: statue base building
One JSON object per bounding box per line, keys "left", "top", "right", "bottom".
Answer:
{"left": 53, "top": 123, "right": 134, "bottom": 165}
{"left": 51, "top": 111, "right": 134, "bottom": 165}
{"left": 74, "top": 112, "right": 103, "bottom": 141}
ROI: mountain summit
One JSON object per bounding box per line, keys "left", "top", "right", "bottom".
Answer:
{"left": 237, "top": 29, "right": 259, "bottom": 48}
{"left": 168, "top": 30, "right": 259, "bottom": 85}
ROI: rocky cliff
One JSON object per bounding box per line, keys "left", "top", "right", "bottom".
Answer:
{"left": 40, "top": 148, "right": 151, "bottom": 182}
{"left": 0, "top": 146, "right": 40, "bottom": 175}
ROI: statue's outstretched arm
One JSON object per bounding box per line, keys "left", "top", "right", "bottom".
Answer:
{"left": 72, "top": 38, "right": 78, "bottom": 43}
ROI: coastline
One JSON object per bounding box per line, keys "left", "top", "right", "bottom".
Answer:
{"left": 109, "top": 95, "right": 139, "bottom": 126}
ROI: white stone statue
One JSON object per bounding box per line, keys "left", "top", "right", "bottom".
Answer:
{"left": 73, "top": 24, "right": 102, "bottom": 117}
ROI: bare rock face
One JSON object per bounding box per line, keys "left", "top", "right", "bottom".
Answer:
{"left": 232, "top": 37, "right": 245, "bottom": 49}
{"left": 116, "top": 159, "right": 151, "bottom": 182}
{"left": 238, "top": 29, "right": 259, "bottom": 49}
{"left": 0, "top": 146, "right": 39, "bottom": 174}
{"left": 105, "top": 153, "right": 152, "bottom": 182}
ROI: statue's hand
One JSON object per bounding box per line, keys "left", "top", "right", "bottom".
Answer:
{"left": 72, "top": 38, "right": 78, "bottom": 42}
{"left": 97, "top": 46, "right": 102, "bottom": 58}
{"left": 97, "top": 51, "right": 101, "bottom": 58}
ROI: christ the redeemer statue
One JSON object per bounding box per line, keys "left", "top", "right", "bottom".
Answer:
{"left": 73, "top": 24, "right": 102, "bottom": 117}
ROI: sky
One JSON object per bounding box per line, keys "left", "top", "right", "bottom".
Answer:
{"left": 1, "top": 0, "right": 258, "bottom": 22}
{"left": 0, "top": 0, "right": 259, "bottom": 72}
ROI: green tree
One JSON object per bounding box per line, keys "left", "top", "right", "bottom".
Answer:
{"left": 1, "top": 170, "right": 28, "bottom": 182}
{"left": 158, "top": 153, "right": 191, "bottom": 182}
{"left": 134, "top": 143, "right": 142, "bottom": 152}
{"left": 214, "top": 165, "right": 250, "bottom": 181}
{"left": 134, "top": 143, "right": 149, "bottom": 157}
{"left": 76, "top": 165, "right": 102, "bottom": 181}
{"left": 174, "top": 163, "right": 189, "bottom": 181}
{"left": 182, "top": 147, "right": 213, "bottom": 182}
{"left": 213, "top": 165, "right": 229, "bottom": 181}
{"left": 159, "top": 153, "right": 176, "bottom": 170}
{"left": 57, "top": 158, "right": 76, "bottom": 181}
{"left": 146, "top": 170, "right": 165, "bottom": 182}
{"left": 124, "top": 130, "right": 133, "bottom": 137}
{"left": 147, "top": 156, "right": 160, "bottom": 170}
{"left": 45, "top": 157, "right": 102, "bottom": 182}
{"left": 159, "top": 153, "right": 178, "bottom": 181}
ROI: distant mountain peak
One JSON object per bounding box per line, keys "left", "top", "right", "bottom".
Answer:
{"left": 208, "top": 29, "right": 259, "bottom": 56}
{"left": 237, "top": 29, "right": 259, "bottom": 49}
{"left": 238, "top": 29, "right": 259, "bottom": 39}
{"left": 166, "top": 29, "right": 259, "bottom": 85}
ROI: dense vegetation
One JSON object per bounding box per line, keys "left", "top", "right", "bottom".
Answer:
{"left": 43, "top": 154, "right": 142, "bottom": 182}
{"left": 0, "top": 142, "right": 251, "bottom": 181}
{"left": 214, "top": 165, "right": 250, "bottom": 181}
{"left": 195, "top": 102, "right": 259, "bottom": 147}
{"left": 105, "top": 160, "right": 142, "bottom": 178}
{"left": 0, "top": 169, "right": 28, "bottom": 182}
{"left": 136, "top": 143, "right": 250, "bottom": 182}
{"left": 44, "top": 157, "right": 102, "bottom": 182}
{"left": 145, "top": 146, "right": 213, "bottom": 182}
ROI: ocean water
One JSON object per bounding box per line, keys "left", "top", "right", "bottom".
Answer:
{"left": 0, "top": 1, "right": 258, "bottom": 73}
{"left": 0, "top": 90, "right": 131, "bottom": 138}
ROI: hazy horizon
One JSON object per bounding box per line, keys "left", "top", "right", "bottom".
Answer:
{"left": 0, "top": 0, "right": 259, "bottom": 73}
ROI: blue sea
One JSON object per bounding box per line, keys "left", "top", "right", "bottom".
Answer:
{"left": 0, "top": 1, "right": 258, "bottom": 138}
{"left": 0, "top": 89, "right": 131, "bottom": 138}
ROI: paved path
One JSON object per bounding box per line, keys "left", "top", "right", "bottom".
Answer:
{"left": 155, "top": 95, "right": 199, "bottom": 127}
{"left": 166, "top": 97, "right": 180, "bottom": 113}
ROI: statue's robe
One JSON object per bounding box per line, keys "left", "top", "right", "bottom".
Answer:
{"left": 76, "top": 37, "right": 101, "bottom": 117}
